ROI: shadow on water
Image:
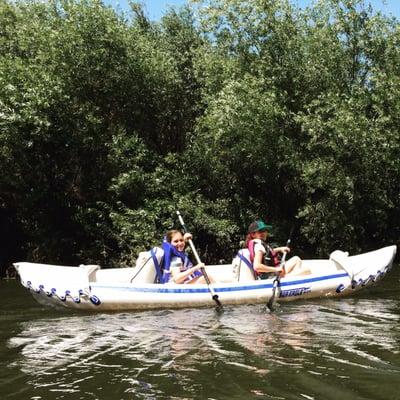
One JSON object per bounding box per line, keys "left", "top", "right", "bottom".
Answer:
{"left": 1, "top": 266, "right": 400, "bottom": 400}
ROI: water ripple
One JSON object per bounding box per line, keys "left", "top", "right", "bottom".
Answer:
{"left": 2, "top": 276, "right": 400, "bottom": 399}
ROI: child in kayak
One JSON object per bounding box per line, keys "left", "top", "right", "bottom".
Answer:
{"left": 245, "top": 220, "right": 310, "bottom": 279}
{"left": 163, "top": 230, "right": 217, "bottom": 284}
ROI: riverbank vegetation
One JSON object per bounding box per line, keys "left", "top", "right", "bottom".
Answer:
{"left": 0, "top": 0, "right": 399, "bottom": 273}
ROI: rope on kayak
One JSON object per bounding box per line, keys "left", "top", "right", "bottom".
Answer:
{"left": 89, "top": 295, "right": 101, "bottom": 305}
{"left": 23, "top": 280, "right": 100, "bottom": 305}
{"left": 336, "top": 284, "right": 345, "bottom": 293}
{"left": 337, "top": 265, "right": 389, "bottom": 293}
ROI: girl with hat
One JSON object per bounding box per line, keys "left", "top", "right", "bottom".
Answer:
{"left": 245, "top": 220, "right": 310, "bottom": 279}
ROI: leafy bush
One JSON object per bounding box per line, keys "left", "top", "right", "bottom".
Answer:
{"left": 0, "top": 0, "right": 398, "bottom": 273}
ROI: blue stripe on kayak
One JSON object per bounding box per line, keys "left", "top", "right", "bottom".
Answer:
{"left": 91, "top": 272, "right": 348, "bottom": 294}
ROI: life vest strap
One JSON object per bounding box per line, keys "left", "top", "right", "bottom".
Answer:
{"left": 150, "top": 248, "right": 163, "bottom": 283}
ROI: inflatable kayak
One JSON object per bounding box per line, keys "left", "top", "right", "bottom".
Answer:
{"left": 13, "top": 245, "right": 397, "bottom": 311}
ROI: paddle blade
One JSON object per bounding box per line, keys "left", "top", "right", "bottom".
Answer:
{"left": 212, "top": 294, "right": 223, "bottom": 312}
{"left": 266, "top": 297, "right": 275, "bottom": 311}
{"left": 266, "top": 278, "right": 280, "bottom": 311}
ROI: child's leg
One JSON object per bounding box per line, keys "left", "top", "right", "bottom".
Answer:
{"left": 188, "top": 274, "right": 216, "bottom": 284}
{"left": 285, "top": 256, "right": 310, "bottom": 276}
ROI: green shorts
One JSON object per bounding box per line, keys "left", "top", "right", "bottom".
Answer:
{"left": 258, "top": 272, "right": 276, "bottom": 280}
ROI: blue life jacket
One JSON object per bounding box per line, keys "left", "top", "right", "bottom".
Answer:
{"left": 158, "top": 239, "right": 193, "bottom": 284}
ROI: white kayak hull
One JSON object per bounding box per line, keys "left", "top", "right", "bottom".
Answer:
{"left": 14, "top": 245, "right": 397, "bottom": 311}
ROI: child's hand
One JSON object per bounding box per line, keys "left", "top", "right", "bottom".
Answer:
{"left": 276, "top": 265, "right": 285, "bottom": 277}
{"left": 194, "top": 262, "right": 205, "bottom": 271}
{"left": 183, "top": 232, "right": 192, "bottom": 242}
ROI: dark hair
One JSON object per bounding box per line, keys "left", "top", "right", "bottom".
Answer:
{"left": 165, "top": 229, "right": 183, "bottom": 243}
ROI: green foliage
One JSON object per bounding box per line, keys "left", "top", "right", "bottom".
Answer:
{"left": 190, "top": 0, "right": 400, "bottom": 256}
{"left": 0, "top": 0, "right": 399, "bottom": 273}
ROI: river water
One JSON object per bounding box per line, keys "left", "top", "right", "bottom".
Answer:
{"left": 1, "top": 265, "right": 400, "bottom": 400}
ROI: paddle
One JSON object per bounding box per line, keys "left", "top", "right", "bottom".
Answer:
{"left": 267, "top": 235, "right": 292, "bottom": 312}
{"left": 176, "top": 210, "right": 223, "bottom": 311}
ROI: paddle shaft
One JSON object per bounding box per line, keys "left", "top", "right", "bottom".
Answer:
{"left": 267, "top": 237, "right": 291, "bottom": 311}
{"left": 176, "top": 211, "right": 222, "bottom": 309}
{"left": 186, "top": 238, "right": 212, "bottom": 285}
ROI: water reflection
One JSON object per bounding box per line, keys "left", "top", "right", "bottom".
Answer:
{"left": 5, "top": 293, "right": 400, "bottom": 399}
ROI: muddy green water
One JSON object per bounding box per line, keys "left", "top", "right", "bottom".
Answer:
{"left": 1, "top": 266, "right": 400, "bottom": 400}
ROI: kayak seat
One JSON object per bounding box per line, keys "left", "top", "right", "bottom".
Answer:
{"left": 232, "top": 249, "right": 257, "bottom": 282}
{"left": 130, "top": 247, "right": 164, "bottom": 283}
{"left": 90, "top": 248, "right": 164, "bottom": 284}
